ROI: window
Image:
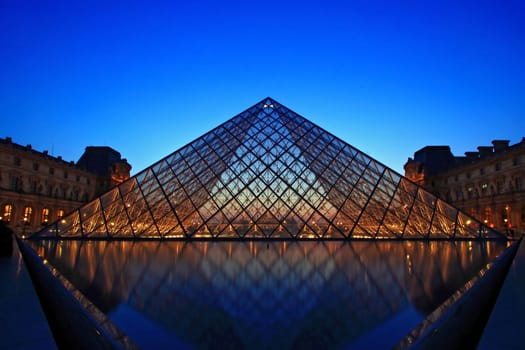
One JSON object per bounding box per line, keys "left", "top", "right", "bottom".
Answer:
{"left": 481, "top": 183, "right": 488, "bottom": 196}
{"left": 57, "top": 209, "right": 65, "bottom": 219}
{"left": 49, "top": 168, "right": 55, "bottom": 175}
{"left": 497, "top": 180, "right": 505, "bottom": 194}
{"left": 11, "top": 176, "right": 22, "bottom": 192}
{"left": 76, "top": 175, "right": 80, "bottom": 182}
{"left": 33, "top": 163, "right": 39, "bottom": 171}
{"left": 516, "top": 177, "right": 523, "bottom": 192}
{"left": 41, "top": 208, "right": 50, "bottom": 225}
{"left": 23, "top": 206, "right": 33, "bottom": 224}
{"left": 466, "top": 172, "right": 471, "bottom": 179}
{"left": 514, "top": 157, "right": 521, "bottom": 166}
{"left": 484, "top": 207, "right": 493, "bottom": 227}
{"left": 30, "top": 181, "right": 38, "bottom": 193}
{"left": 13, "top": 157, "right": 21, "bottom": 166}
{"left": 2, "top": 204, "right": 13, "bottom": 223}
{"left": 495, "top": 162, "right": 501, "bottom": 171}
{"left": 479, "top": 168, "right": 484, "bottom": 175}
{"left": 502, "top": 206, "right": 511, "bottom": 228}
{"left": 64, "top": 171, "right": 68, "bottom": 179}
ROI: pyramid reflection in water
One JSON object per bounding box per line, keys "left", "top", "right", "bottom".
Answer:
{"left": 36, "top": 98, "right": 501, "bottom": 239}
{"left": 29, "top": 240, "right": 507, "bottom": 348}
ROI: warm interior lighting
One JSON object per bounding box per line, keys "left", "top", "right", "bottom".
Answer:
{"left": 33, "top": 98, "right": 501, "bottom": 240}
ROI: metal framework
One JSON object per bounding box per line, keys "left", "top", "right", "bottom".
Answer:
{"left": 35, "top": 98, "right": 501, "bottom": 239}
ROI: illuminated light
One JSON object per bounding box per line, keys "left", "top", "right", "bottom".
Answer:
{"left": 33, "top": 98, "right": 490, "bottom": 240}
{"left": 484, "top": 220, "right": 488, "bottom": 224}
{"left": 61, "top": 219, "right": 66, "bottom": 224}
{"left": 504, "top": 219, "right": 508, "bottom": 223}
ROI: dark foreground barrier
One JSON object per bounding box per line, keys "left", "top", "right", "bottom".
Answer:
{"left": 16, "top": 237, "right": 133, "bottom": 350}
{"left": 395, "top": 238, "right": 522, "bottom": 349}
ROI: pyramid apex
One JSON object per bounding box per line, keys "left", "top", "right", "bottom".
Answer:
{"left": 262, "top": 97, "right": 277, "bottom": 108}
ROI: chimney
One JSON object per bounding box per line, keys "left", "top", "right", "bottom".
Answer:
{"left": 477, "top": 146, "right": 493, "bottom": 158}
{"left": 492, "top": 140, "right": 510, "bottom": 152}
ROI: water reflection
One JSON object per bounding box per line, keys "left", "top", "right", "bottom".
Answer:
{"left": 29, "top": 240, "right": 506, "bottom": 349}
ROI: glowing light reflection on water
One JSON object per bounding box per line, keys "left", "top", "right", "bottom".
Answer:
{"left": 29, "top": 240, "right": 507, "bottom": 349}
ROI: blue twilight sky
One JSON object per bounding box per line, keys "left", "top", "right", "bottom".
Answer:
{"left": 1, "top": 0, "right": 524, "bottom": 175}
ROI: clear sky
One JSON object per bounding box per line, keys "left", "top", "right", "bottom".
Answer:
{"left": 1, "top": 0, "right": 524, "bottom": 175}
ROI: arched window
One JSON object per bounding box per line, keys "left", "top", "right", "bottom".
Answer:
{"left": 23, "top": 206, "right": 33, "bottom": 224}
{"left": 57, "top": 209, "right": 65, "bottom": 220}
{"left": 41, "top": 208, "right": 50, "bottom": 225}
{"left": 2, "top": 204, "right": 13, "bottom": 223}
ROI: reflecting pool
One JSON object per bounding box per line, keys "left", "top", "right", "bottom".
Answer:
{"left": 29, "top": 240, "right": 507, "bottom": 349}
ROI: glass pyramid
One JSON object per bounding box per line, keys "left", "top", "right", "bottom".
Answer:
{"left": 35, "top": 98, "right": 502, "bottom": 240}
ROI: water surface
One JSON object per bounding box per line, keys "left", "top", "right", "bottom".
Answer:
{"left": 29, "top": 240, "right": 506, "bottom": 349}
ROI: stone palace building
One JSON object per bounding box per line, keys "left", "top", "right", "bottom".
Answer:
{"left": 0, "top": 137, "right": 131, "bottom": 235}
{"left": 405, "top": 139, "right": 525, "bottom": 236}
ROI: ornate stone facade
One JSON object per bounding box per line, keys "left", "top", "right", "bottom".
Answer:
{"left": 0, "top": 137, "right": 131, "bottom": 235}
{"left": 405, "top": 139, "right": 525, "bottom": 235}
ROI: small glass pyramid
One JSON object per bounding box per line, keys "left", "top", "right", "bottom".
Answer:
{"left": 35, "top": 98, "right": 502, "bottom": 239}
